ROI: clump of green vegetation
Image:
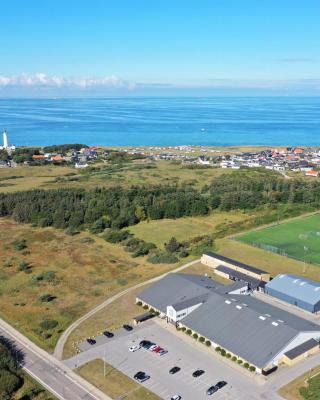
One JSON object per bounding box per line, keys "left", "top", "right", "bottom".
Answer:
{"left": 32, "top": 271, "right": 57, "bottom": 283}
{"left": 147, "top": 251, "right": 179, "bottom": 264}
{"left": 13, "top": 238, "right": 27, "bottom": 251}
{"left": 18, "top": 261, "right": 31, "bottom": 273}
{"left": 39, "top": 319, "right": 59, "bottom": 330}
{"left": 39, "top": 293, "right": 56, "bottom": 303}
{"left": 103, "top": 229, "right": 131, "bottom": 243}
{"left": 0, "top": 339, "right": 23, "bottom": 400}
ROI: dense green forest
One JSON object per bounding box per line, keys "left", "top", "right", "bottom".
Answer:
{"left": 1, "top": 171, "right": 320, "bottom": 232}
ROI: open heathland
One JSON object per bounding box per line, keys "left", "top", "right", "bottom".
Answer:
{"left": 0, "top": 219, "right": 178, "bottom": 351}
{"left": 236, "top": 213, "right": 320, "bottom": 265}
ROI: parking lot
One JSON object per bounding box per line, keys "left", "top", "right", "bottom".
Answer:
{"left": 65, "top": 320, "right": 273, "bottom": 400}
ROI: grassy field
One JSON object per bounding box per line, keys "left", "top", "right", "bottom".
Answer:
{"left": 278, "top": 366, "right": 320, "bottom": 400}
{"left": 236, "top": 214, "right": 320, "bottom": 265}
{"left": 0, "top": 160, "right": 232, "bottom": 193}
{"left": 128, "top": 211, "right": 248, "bottom": 247}
{"left": 216, "top": 237, "right": 320, "bottom": 280}
{"left": 77, "top": 360, "right": 161, "bottom": 400}
{"left": 0, "top": 219, "right": 178, "bottom": 352}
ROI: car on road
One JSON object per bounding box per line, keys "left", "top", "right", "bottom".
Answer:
{"left": 169, "top": 366, "right": 181, "bottom": 375}
{"left": 133, "top": 371, "right": 150, "bottom": 383}
{"left": 103, "top": 331, "right": 114, "bottom": 338}
{"left": 86, "top": 338, "right": 96, "bottom": 345}
{"left": 215, "top": 381, "right": 227, "bottom": 389}
{"left": 192, "top": 369, "right": 205, "bottom": 378}
{"left": 129, "top": 344, "right": 141, "bottom": 352}
{"left": 123, "top": 324, "right": 133, "bottom": 331}
{"left": 170, "top": 396, "right": 182, "bottom": 400}
{"left": 206, "top": 385, "right": 218, "bottom": 396}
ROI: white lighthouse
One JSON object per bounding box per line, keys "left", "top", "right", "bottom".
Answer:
{"left": 3, "top": 131, "right": 8, "bottom": 148}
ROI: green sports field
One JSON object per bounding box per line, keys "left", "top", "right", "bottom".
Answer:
{"left": 236, "top": 214, "right": 320, "bottom": 265}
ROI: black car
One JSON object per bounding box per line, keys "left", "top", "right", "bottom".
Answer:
{"left": 215, "top": 381, "right": 227, "bottom": 389}
{"left": 140, "top": 340, "right": 151, "bottom": 347}
{"left": 133, "top": 371, "right": 150, "bottom": 383}
{"left": 206, "top": 386, "right": 218, "bottom": 396}
{"left": 192, "top": 369, "right": 205, "bottom": 378}
{"left": 86, "top": 338, "right": 96, "bottom": 345}
{"left": 169, "top": 366, "right": 181, "bottom": 375}
{"left": 123, "top": 324, "right": 133, "bottom": 331}
{"left": 103, "top": 331, "right": 114, "bottom": 338}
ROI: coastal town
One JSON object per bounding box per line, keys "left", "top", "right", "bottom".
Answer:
{"left": 1, "top": 131, "right": 320, "bottom": 177}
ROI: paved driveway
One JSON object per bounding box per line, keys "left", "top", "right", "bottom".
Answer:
{"left": 65, "top": 321, "right": 272, "bottom": 400}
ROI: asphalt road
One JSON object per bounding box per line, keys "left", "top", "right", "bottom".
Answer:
{"left": 0, "top": 318, "right": 111, "bottom": 400}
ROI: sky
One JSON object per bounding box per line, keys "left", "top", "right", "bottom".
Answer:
{"left": 1, "top": 0, "right": 320, "bottom": 96}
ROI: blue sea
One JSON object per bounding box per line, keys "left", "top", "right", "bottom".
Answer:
{"left": 0, "top": 97, "right": 319, "bottom": 147}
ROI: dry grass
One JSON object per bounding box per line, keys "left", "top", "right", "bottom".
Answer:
{"left": 128, "top": 211, "right": 247, "bottom": 247}
{"left": 0, "top": 219, "right": 177, "bottom": 352}
{"left": 216, "top": 238, "right": 319, "bottom": 280}
{"left": 77, "top": 359, "right": 161, "bottom": 400}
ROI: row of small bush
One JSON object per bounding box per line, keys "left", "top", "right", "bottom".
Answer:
{"left": 215, "top": 347, "right": 256, "bottom": 372}
{"left": 136, "top": 301, "right": 160, "bottom": 316}
{"left": 177, "top": 326, "right": 211, "bottom": 347}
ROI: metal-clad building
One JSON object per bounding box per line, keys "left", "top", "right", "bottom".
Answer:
{"left": 265, "top": 274, "right": 320, "bottom": 313}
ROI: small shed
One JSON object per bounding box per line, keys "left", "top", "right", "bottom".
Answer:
{"left": 282, "top": 339, "right": 319, "bottom": 366}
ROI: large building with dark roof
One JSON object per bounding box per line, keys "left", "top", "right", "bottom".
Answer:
{"left": 265, "top": 274, "right": 320, "bottom": 313}
{"left": 137, "top": 273, "right": 320, "bottom": 373}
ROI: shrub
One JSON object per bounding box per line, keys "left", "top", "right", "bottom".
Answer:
{"left": 154, "top": 311, "right": 160, "bottom": 316}
{"left": 243, "top": 362, "right": 250, "bottom": 369}
{"left": 186, "top": 329, "right": 192, "bottom": 335}
{"left": 215, "top": 346, "right": 221, "bottom": 352}
{"left": 103, "top": 229, "right": 130, "bottom": 243}
{"left": 39, "top": 293, "right": 56, "bottom": 303}
{"left": 18, "top": 261, "right": 31, "bottom": 272}
{"left": 205, "top": 340, "right": 211, "bottom": 347}
{"left": 237, "top": 359, "right": 243, "bottom": 364}
{"left": 0, "top": 369, "right": 23, "bottom": 400}
{"left": 232, "top": 356, "right": 237, "bottom": 362}
{"left": 179, "top": 249, "right": 189, "bottom": 258}
{"left": 13, "top": 239, "right": 27, "bottom": 251}
{"left": 80, "top": 236, "right": 95, "bottom": 244}
{"left": 149, "top": 308, "right": 155, "bottom": 314}
{"left": 249, "top": 366, "right": 256, "bottom": 372}
{"left": 199, "top": 336, "right": 205, "bottom": 343}
{"left": 32, "top": 271, "right": 56, "bottom": 283}
{"left": 3, "top": 259, "right": 13, "bottom": 268}
{"left": 136, "top": 301, "right": 142, "bottom": 306}
{"left": 40, "top": 319, "right": 58, "bottom": 330}
{"left": 193, "top": 333, "right": 198, "bottom": 339}
{"left": 226, "top": 353, "right": 231, "bottom": 358}
{"left": 181, "top": 327, "right": 186, "bottom": 332}
{"left": 147, "top": 251, "right": 178, "bottom": 264}
{"left": 143, "top": 304, "right": 149, "bottom": 310}
{"left": 220, "top": 349, "right": 226, "bottom": 356}
{"left": 133, "top": 242, "right": 157, "bottom": 257}
{"left": 165, "top": 237, "right": 181, "bottom": 253}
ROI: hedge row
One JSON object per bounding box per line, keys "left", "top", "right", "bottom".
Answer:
{"left": 215, "top": 347, "right": 256, "bottom": 372}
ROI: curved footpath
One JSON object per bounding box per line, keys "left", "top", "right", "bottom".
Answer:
{"left": 54, "top": 258, "right": 201, "bottom": 360}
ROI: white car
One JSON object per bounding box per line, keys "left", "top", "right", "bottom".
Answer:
{"left": 149, "top": 344, "right": 158, "bottom": 351}
{"left": 170, "top": 396, "right": 182, "bottom": 400}
{"left": 129, "top": 344, "right": 141, "bottom": 352}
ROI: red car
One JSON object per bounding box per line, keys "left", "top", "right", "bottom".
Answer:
{"left": 152, "top": 346, "right": 162, "bottom": 353}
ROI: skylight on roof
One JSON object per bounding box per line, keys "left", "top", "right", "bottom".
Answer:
{"left": 300, "top": 282, "right": 306, "bottom": 286}
{"left": 225, "top": 300, "right": 231, "bottom": 304}
{"left": 265, "top": 314, "right": 271, "bottom": 317}
{"left": 236, "top": 305, "right": 242, "bottom": 310}
{"left": 272, "top": 322, "right": 279, "bottom": 326}
{"left": 259, "top": 316, "right": 266, "bottom": 320}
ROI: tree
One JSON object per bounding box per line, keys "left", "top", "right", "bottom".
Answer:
{"left": 165, "top": 237, "right": 180, "bottom": 253}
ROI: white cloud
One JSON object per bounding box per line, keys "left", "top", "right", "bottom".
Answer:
{"left": 0, "top": 73, "right": 135, "bottom": 90}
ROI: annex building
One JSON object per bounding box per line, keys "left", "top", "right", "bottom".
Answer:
{"left": 265, "top": 274, "right": 320, "bottom": 314}
{"left": 137, "top": 273, "right": 320, "bottom": 374}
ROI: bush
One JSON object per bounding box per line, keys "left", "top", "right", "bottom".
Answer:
{"left": 149, "top": 308, "right": 155, "bottom": 313}
{"left": 103, "top": 229, "right": 130, "bottom": 243}
{"left": 147, "top": 251, "right": 178, "bottom": 264}
{"left": 136, "top": 301, "right": 142, "bottom": 306}
{"left": 243, "top": 362, "right": 250, "bottom": 369}
{"left": 232, "top": 356, "right": 237, "bottom": 361}
{"left": 0, "top": 369, "right": 23, "bottom": 400}
{"left": 220, "top": 349, "right": 226, "bottom": 356}
{"left": 165, "top": 237, "right": 181, "bottom": 253}
{"left": 32, "top": 271, "right": 56, "bottom": 283}
{"left": 226, "top": 353, "right": 231, "bottom": 358}
{"left": 40, "top": 319, "right": 58, "bottom": 330}
{"left": 205, "top": 340, "right": 211, "bottom": 347}
{"left": 199, "top": 336, "right": 205, "bottom": 343}
{"left": 249, "top": 366, "right": 256, "bottom": 372}
{"left": 133, "top": 242, "right": 157, "bottom": 257}
{"left": 237, "top": 359, "right": 243, "bottom": 364}
{"left": 181, "top": 327, "right": 186, "bottom": 332}
{"left": 18, "top": 261, "right": 31, "bottom": 272}
{"left": 39, "top": 293, "right": 56, "bottom": 302}
{"left": 215, "top": 346, "right": 221, "bottom": 352}
{"left": 13, "top": 239, "right": 27, "bottom": 251}
{"left": 186, "top": 329, "right": 192, "bottom": 335}
{"left": 143, "top": 304, "right": 149, "bottom": 310}
{"left": 193, "top": 333, "right": 198, "bottom": 339}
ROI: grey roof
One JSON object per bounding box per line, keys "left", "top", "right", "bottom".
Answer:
{"left": 137, "top": 274, "right": 215, "bottom": 313}
{"left": 215, "top": 265, "right": 264, "bottom": 289}
{"left": 182, "top": 293, "right": 320, "bottom": 368}
{"left": 215, "top": 280, "right": 248, "bottom": 294}
{"left": 172, "top": 294, "right": 210, "bottom": 312}
{"left": 204, "top": 251, "right": 267, "bottom": 275}
{"left": 284, "top": 338, "right": 319, "bottom": 360}
{"left": 265, "top": 274, "right": 320, "bottom": 306}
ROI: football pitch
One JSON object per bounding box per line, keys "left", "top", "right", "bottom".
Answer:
{"left": 236, "top": 214, "right": 320, "bottom": 265}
